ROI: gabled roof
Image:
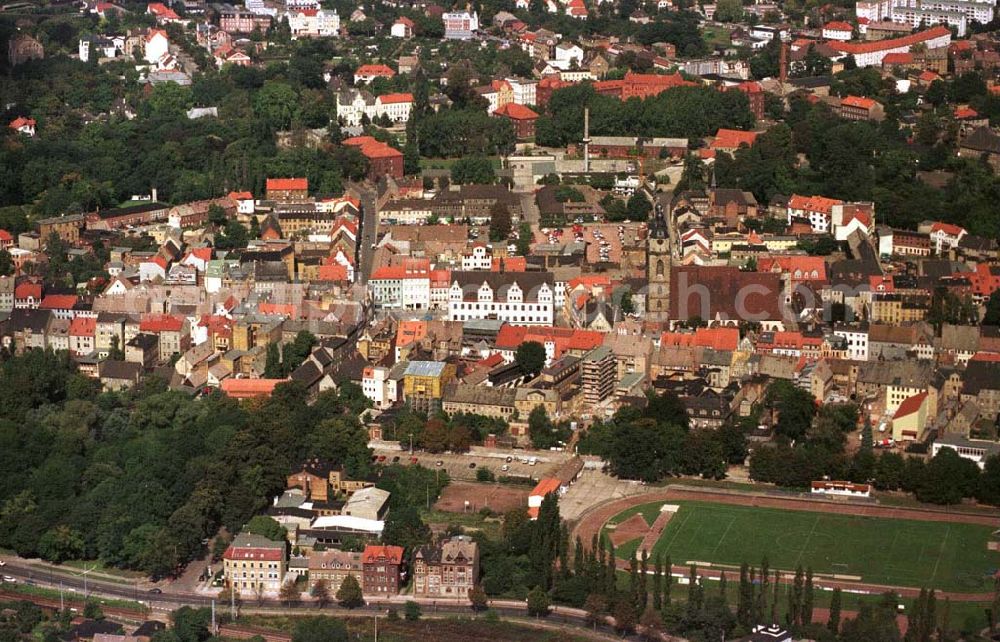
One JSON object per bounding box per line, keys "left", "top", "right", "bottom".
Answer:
{"left": 494, "top": 102, "right": 539, "bottom": 120}
{"left": 355, "top": 64, "right": 395, "bottom": 77}
{"left": 892, "top": 391, "right": 927, "bottom": 419}
{"left": 266, "top": 177, "right": 308, "bottom": 191}
{"left": 711, "top": 128, "right": 758, "bottom": 150}
{"left": 841, "top": 95, "right": 878, "bottom": 110}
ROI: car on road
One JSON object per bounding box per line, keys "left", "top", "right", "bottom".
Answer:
{"left": 468, "top": 462, "right": 476, "bottom": 468}
{"left": 436, "top": 460, "right": 443, "bottom": 466}
{"left": 410, "top": 457, "right": 418, "bottom": 464}
{"left": 0, "top": 560, "right": 5, "bottom": 567}
{"left": 506, "top": 456, "right": 513, "bottom": 462}
{"left": 501, "top": 465, "right": 509, "bottom": 472}
{"left": 392, "top": 456, "right": 400, "bottom": 463}
{"left": 2, "top": 576, "right": 15, "bottom": 583}
{"left": 148, "top": 588, "right": 162, "bottom": 594}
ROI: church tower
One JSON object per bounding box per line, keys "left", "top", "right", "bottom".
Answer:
{"left": 646, "top": 202, "right": 672, "bottom": 321}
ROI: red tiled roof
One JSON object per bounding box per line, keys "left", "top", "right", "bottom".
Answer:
{"left": 317, "top": 264, "right": 349, "bottom": 282}
{"left": 39, "top": 294, "right": 78, "bottom": 310}
{"left": 266, "top": 177, "right": 308, "bottom": 191}
{"left": 530, "top": 477, "right": 561, "bottom": 498}
{"left": 145, "top": 28, "right": 169, "bottom": 43}
{"left": 378, "top": 92, "right": 413, "bottom": 104}
{"left": 0, "top": 230, "right": 11, "bottom": 241}
{"left": 829, "top": 25, "right": 950, "bottom": 55}
{"left": 882, "top": 52, "right": 913, "bottom": 65}
{"left": 930, "top": 222, "right": 965, "bottom": 236}
{"left": 69, "top": 316, "right": 96, "bottom": 336}
{"left": 660, "top": 327, "right": 740, "bottom": 351}
{"left": 893, "top": 391, "right": 927, "bottom": 419}
{"left": 221, "top": 378, "right": 284, "bottom": 398}
{"left": 228, "top": 191, "right": 253, "bottom": 200}
{"left": 954, "top": 106, "right": 979, "bottom": 120}
{"left": 139, "top": 314, "right": 184, "bottom": 333}
{"left": 788, "top": 193, "right": 843, "bottom": 213}
{"left": 824, "top": 21, "right": 853, "bottom": 31}
{"left": 355, "top": 64, "right": 395, "bottom": 77}
{"left": 841, "top": 95, "right": 878, "bottom": 110}
{"left": 14, "top": 283, "right": 42, "bottom": 300}
{"left": 362, "top": 544, "right": 404, "bottom": 564}
{"left": 494, "top": 103, "right": 539, "bottom": 120}
{"left": 711, "top": 128, "right": 758, "bottom": 150}
{"left": 757, "top": 256, "right": 828, "bottom": 282}
{"left": 396, "top": 16, "right": 415, "bottom": 26}
{"left": 9, "top": 117, "right": 35, "bottom": 129}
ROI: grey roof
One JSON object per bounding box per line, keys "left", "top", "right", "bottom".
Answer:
{"left": 443, "top": 382, "right": 516, "bottom": 407}
{"left": 404, "top": 360, "right": 447, "bottom": 377}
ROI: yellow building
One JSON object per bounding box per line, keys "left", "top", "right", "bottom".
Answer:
{"left": 402, "top": 360, "right": 456, "bottom": 413}
{"left": 891, "top": 391, "right": 929, "bottom": 442}
{"left": 232, "top": 318, "right": 283, "bottom": 351}
{"left": 223, "top": 533, "right": 287, "bottom": 595}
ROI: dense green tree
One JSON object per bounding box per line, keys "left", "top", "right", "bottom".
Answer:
{"left": 516, "top": 341, "right": 546, "bottom": 376}
{"left": 335, "top": 574, "right": 363, "bottom": 608}
{"left": 245, "top": 515, "right": 287, "bottom": 542}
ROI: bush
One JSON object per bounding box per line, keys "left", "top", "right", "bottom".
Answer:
{"left": 476, "top": 468, "right": 496, "bottom": 482}
{"left": 404, "top": 600, "right": 422, "bottom": 621}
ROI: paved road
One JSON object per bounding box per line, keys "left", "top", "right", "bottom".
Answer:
{"left": 0, "top": 560, "right": 641, "bottom": 641}
{"left": 354, "top": 183, "right": 379, "bottom": 285}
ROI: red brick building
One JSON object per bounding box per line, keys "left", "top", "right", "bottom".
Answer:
{"left": 362, "top": 545, "right": 404, "bottom": 594}
{"left": 343, "top": 136, "right": 404, "bottom": 180}
{"left": 493, "top": 103, "right": 538, "bottom": 139}
{"left": 621, "top": 72, "right": 695, "bottom": 100}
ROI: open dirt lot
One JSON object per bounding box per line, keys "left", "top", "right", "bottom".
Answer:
{"left": 434, "top": 481, "right": 531, "bottom": 514}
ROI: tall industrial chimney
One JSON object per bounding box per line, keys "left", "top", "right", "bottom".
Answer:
{"left": 583, "top": 106, "right": 591, "bottom": 174}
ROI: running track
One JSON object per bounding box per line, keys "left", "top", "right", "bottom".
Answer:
{"left": 570, "top": 486, "right": 1000, "bottom": 602}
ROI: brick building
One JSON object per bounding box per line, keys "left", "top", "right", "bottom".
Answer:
{"left": 361, "top": 545, "right": 404, "bottom": 594}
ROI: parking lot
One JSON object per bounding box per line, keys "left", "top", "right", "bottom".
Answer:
{"left": 533, "top": 222, "right": 644, "bottom": 266}
{"left": 370, "top": 444, "right": 573, "bottom": 482}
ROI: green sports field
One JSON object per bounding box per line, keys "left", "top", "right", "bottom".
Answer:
{"left": 606, "top": 501, "right": 1000, "bottom": 593}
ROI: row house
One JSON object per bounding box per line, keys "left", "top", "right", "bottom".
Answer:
{"left": 336, "top": 90, "right": 413, "bottom": 127}
{"left": 494, "top": 324, "right": 604, "bottom": 365}
{"left": 218, "top": 6, "right": 272, "bottom": 33}
{"left": 448, "top": 271, "right": 563, "bottom": 326}
{"left": 139, "top": 314, "right": 191, "bottom": 360}
{"left": 223, "top": 533, "right": 287, "bottom": 595}
{"left": 827, "top": 25, "right": 951, "bottom": 67}
{"left": 412, "top": 536, "right": 479, "bottom": 598}
{"left": 877, "top": 226, "right": 932, "bottom": 257}
{"left": 786, "top": 194, "right": 843, "bottom": 234}
{"left": 288, "top": 9, "right": 340, "bottom": 38}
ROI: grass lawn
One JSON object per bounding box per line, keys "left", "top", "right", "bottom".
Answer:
{"left": 606, "top": 501, "right": 1000, "bottom": 593}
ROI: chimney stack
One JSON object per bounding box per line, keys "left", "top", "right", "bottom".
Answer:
{"left": 583, "top": 106, "right": 591, "bottom": 173}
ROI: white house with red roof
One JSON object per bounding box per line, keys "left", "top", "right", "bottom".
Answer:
{"left": 147, "top": 2, "right": 182, "bottom": 23}
{"left": 9, "top": 117, "right": 35, "bottom": 137}
{"left": 927, "top": 221, "right": 967, "bottom": 253}
{"left": 822, "top": 21, "right": 853, "bottom": 41}
{"left": 139, "top": 255, "right": 169, "bottom": 282}
{"left": 830, "top": 202, "right": 875, "bottom": 240}
{"left": 39, "top": 294, "right": 80, "bottom": 320}
{"left": 181, "top": 247, "right": 213, "bottom": 272}
{"left": 0, "top": 229, "right": 12, "bottom": 250}
{"left": 354, "top": 64, "right": 396, "bottom": 84}
{"left": 787, "top": 193, "right": 844, "bottom": 234}
{"left": 228, "top": 191, "right": 254, "bottom": 215}
{"left": 827, "top": 25, "right": 950, "bottom": 67}
{"left": 566, "top": 0, "right": 589, "bottom": 19}
{"left": 391, "top": 16, "right": 415, "bottom": 37}
{"left": 143, "top": 28, "right": 169, "bottom": 64}
{"left": 14, "top": 282, "right": 42, "bottom": 309}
